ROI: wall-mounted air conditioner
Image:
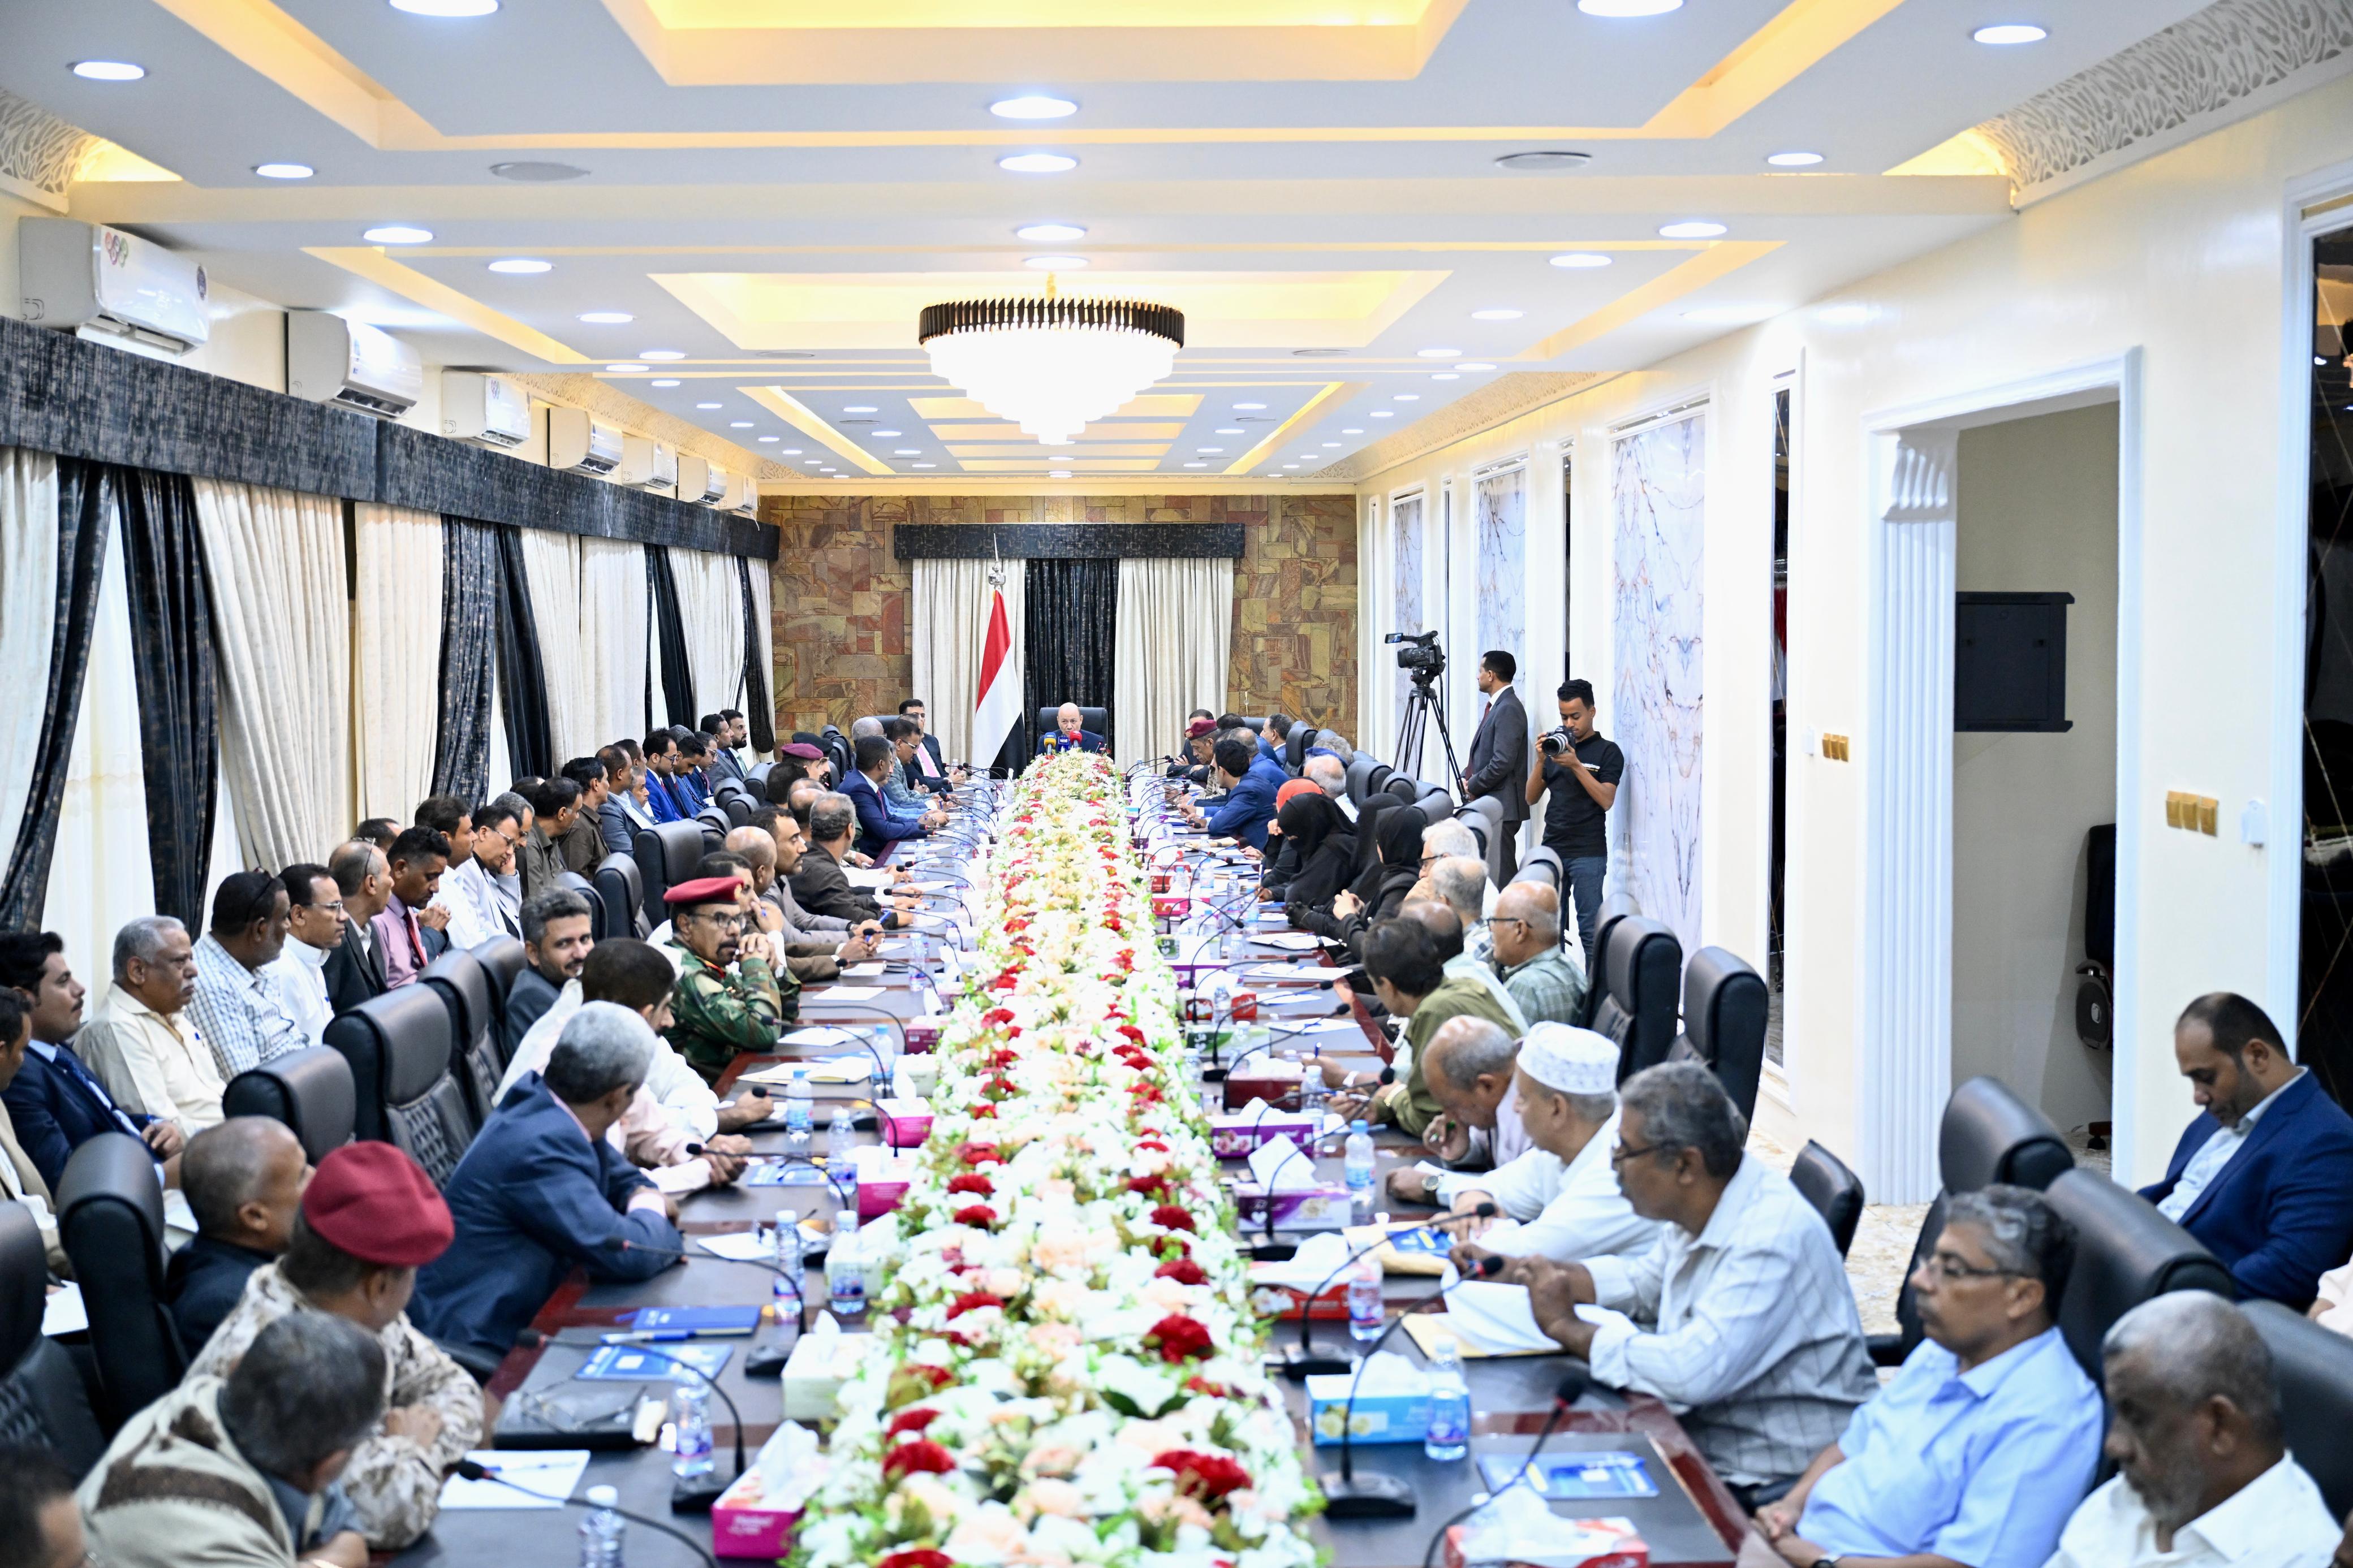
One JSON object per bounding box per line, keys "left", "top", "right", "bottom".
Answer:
{"left": 677, "top": 455, "right": 729, "bottom": 506}
{"left": 441, "top": 372, "right": 531, "bottom": 448}
{"left": 18, "top": 218, "right": 211, "bottom": 355}
{"left": 725, "top": 473, "right": 759, "bottom": 516}
{"left": 541, "top": 406, "right": 624, "bottom": 476}
{"left": 286, "top": 312, "right": 424, "bottom": 419}
{"left": 618, "top": 435, "right": 679, "bottom": 492}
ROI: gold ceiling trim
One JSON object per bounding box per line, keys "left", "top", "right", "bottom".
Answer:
{"left": 1327, "top": 371, "right": 1616, "bottom": 484}
{"left": 738, "top": 386, "right": 896, "bottom": 474}
{"left": 303, "top": 247, "right": 592, "bottom": 363}
{"left": 1226, "top": 382, "right": 1360, "bottom": 477}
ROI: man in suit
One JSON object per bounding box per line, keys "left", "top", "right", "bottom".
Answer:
{"left": 791, "top": 793, "right": 921, "bottom": 929}
{"left": 0, "top": 931, "right": 183, "bottom": 1188}
{"left": 558, "top": 757, "right": 613, "bottom": 872}
{"left": 700, "top": 712, "right": 747, "bottom": 786}
{"left": 166, "top": 1116, "right": 308, "bottom": 1357}
{"left": 640, "top": 731, "right": 690, "bottom": 823}
{"left": 434, "top": 797, "right": 523, "bottom": 951}
{"left": 597, "top": 744, "right": 654, "bottom": 857}
{"left": 373, "top": 828, "right": 451, "bottom": 990}
{"left": 844, "top": 735, "right": 937, "bottom": 857}
{"left": 2140, "top": 992, "right": 2353, "bottom": 1307}
{"left": 673, "top": 732, "right": 717, "bottom": 813}
{"left": 324, "top": 840, "right": 391, "bottom": 1016}
{"left": 1258, "top": 712, "right": 1291, "bottom": 767}
{"left": 1181, "top": 733, "right": 1288, "bottom": 852}
{"left": 898, "top": 698, "right": 959, "bottom": 789}
{"left": 1041, "top": 702, "right": 1109, "bottom": 754}
{"left": 411, "top": 1003, "right": 684, "bottom": 1361}
{"left": 1460, "top": 649, "right": 1530, "bottom": 883}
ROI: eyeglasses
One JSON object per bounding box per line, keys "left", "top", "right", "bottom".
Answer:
{"left": 1609, "top": 1141, "right": 1667, "bottom": 1168}
{"left": 1917, "top": 1252, "right": 2024, "bottom": 1284}
{"left": 688, "top": 912, "right": 745, "bottom": 933}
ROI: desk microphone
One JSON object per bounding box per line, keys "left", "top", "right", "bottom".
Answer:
{"left": 1415, "top": 1364, "right": 1593, "bottom": 1568}
{"left": 773, "top": 1010, "right": 898, "bottom": 1087}
{"left": 515, "top": 1328, "right": 745, "bottom": 1514}
{"left": 600, "top": 1236, "right": 811, "bottom": 1333}
{"left": 1280, "top": 1205, "right": 1497, "bottom": 1378}
{"left": 447, "top": 1460, "right": 719, "bottom": 1566}
{"left": 1323, "top": 1256, "right": 1506, "bottom": 1519}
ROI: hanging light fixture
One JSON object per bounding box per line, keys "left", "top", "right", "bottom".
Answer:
{"left": 918, "top": 282, "right": 1183, "bottom": 446}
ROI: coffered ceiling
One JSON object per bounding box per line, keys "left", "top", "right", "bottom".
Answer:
{"left": 4, "top": 0, "right": 2209, "bottom": 485}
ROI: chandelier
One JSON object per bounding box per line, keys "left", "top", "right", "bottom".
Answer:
{"left": 918, "top": 290, "right": 1184, "bottom": 447}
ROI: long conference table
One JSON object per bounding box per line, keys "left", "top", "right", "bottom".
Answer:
{"left": 397, "top": 772, "right": 1746, "bottom": 1568}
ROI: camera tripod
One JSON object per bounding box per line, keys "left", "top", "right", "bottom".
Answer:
{"left": 1393, "top": 675, "right": 1464, "bottom": 789}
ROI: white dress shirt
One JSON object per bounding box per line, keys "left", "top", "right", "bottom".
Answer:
{"left": 497, "top": 979, "right": 721, "bottom": 1143}
{"left": 1583, "top": 1152, "right": 1878, "bottom": 1487}
{"left": 1451, "top": 1091, "right": 1532, "bottom": 1178}
{"left": 433, "top": 856, "right": 518, "bottom": 953}
{"left": 2042, "top": 1453, "right": 2341, "bottom": 1568}
{"left": 2156, "top": 1069, "right": 2303, "bottom": 1222}
{"left": 78, "top": 989, "right": 225, "bottom": 1130}
{"left": 1441, "top": 1107, "right": 1659, "bottom": 1263}
{"left": 262, "top": 938, "right": 335, "bottom": 1048}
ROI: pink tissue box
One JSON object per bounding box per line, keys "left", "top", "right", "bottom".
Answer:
{"left": 902, "top": 1022, "right": 939, "bottom": 1054}
{"left": 1209, "top": 1116, "right": 1317, "bottom": 1159}
{"left": 710, "top": 1472, "right": 801, "bottom": 1560}
{"left": 1233, "top": 1182, "right": 1352, "bottom": 1232}
{"left": 853, "top": 1148, "right": 919, "bottom": 1220}
{"left": 876, "top": 1098, "right": 934, "bottom": 1149}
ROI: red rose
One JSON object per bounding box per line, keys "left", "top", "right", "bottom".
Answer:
{"left": 953, "top": 1204, "right": 998, "bottom": 1228}
{"left": 1153, "top": 1449, "right": 1252, "bottom": 1502}
{"left": 1183, "top": 1374, "right": 1231, "bottom": 1399}
{"left": 1155, "top": 1258, "right": 1208, "bottom": 1286}
{"left": 1127, "top": 1173, "right": 1170, "bottom": 1200}
{"left": 1117, "top": 1025, "right": 1146, "bottom": 1044}
{"left": 970, "top": 1104, "right": 997, "bottom": 1119}
{"left": 1146, "top": 1314, "right": 1214, "bottom": 1363}
{"left": 946, "top": 1173, "right": 993, "bottom": 1197}
{"left": 946, "top": 1290, "right": 1005, "bottom": 1319}
{"left": 982, "top": 1008, "right": 1015, "bottom": 1027}
{"left": 1136, "top": 1139, "right": 1170, "bottom": 1153}
{"left": 877, "top": 1551, "right": 955, "bottom": 1568}
{"left": 958, "top": 1142, "right": 1002, "bottom": 1166}
{"left": 885, "top": 1407, "right": 940, "bottom": 1438}
{"left": 1148, "top": 1203, "right": 1195, "bottom": 1233}
{"left": 882, "top": 1439, "right": 957, "bottom": 1481}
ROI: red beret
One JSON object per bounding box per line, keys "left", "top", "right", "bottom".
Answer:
{"left": 302, "top": 1143, "right": 452, "bottom": 1267}
{"left": 665, "top": 875, "right": 744, "bottom": 908}
{"left": 1186, "top": 718, "right": 1217, "bottom": 738}
{"left": 781, "top": 743, "right": 825, "bottom": 761}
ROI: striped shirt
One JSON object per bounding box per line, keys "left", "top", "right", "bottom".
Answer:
{"left": 186, "top": 935, "right": 309, "bottom": 1079}
{"left": 1497, "top": 947, "right": 1588, "bottom": 1026}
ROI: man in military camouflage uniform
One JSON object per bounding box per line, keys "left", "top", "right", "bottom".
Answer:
{"left": 662, "top": 874, "right": 791, "bottom": 1084}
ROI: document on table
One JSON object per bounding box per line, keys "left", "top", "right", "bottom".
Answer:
{"left": 42, "top": 1282, "right": 86, "bottom": 1337}
{"left": 1248, "top": 963, "right": 1351, "bottom": 981}
{"left": 839, "top": 962, "right": 889, "bottom": 977}
{"left": 438, "top": 1450, "right": 591, "bottom": 1509}
{"left": 806, "top": 985, "right": 885, "bottom": 1003}
{"left": 1248, "top": 932, "right": 1328, "bottom": 952}
{"left": 844, "top": 869, "right": 894, "bottom": 889}
{"left": 776, "top": 1025, "right": 860, "bottom": 1046}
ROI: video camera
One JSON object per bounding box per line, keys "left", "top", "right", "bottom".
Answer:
{"left": 1384, "top": 629, "right": 1445, "bottom": 682}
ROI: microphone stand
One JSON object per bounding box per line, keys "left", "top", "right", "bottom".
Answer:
{"left": 1323, "top": 1258, "right": 1506, "bottom": 1519}
{"left": 1413, "top": 1364, "right": 1592, "bottom": 1568}
{"left": 447, "top": 1461, "right": 719, "bottom": 1567}
{"left": 548, "top": 1335, "right": 748, "bottom": 1514}
{"left": 605, "top": 1234, "right": 812, "bottom": 1335}
{"left": 1280, "top": 1205, "right": 1497, "bottom": 1379}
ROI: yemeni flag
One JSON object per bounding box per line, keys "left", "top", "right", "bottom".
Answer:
{"left": 972, "top": 568, "right": 1020, "bottom": 767}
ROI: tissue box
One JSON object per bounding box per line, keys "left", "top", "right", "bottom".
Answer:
{"left": 1306, "top": 1369, "right": 1431, "bottom": 1446}
{"left": 874, "top": 1098, "right": 933, "bottom": 1150}
{"left": 1234, "top": 1182, "right": 1352, "bottom": 1232}
{"left": 901, "top": 1022, "right": 939, "bottom": 1054}
{"left": 710, "top": 1468, "right": 803, "bottom": 1558}
{"left": 1210, "top": 1114, "right": 1317, "bottom": 1159}
{"left": 1439, "top": 1517, "right": 1648, "bottom": 1568}
{"left": 850, "top": 1147, "right": 919, "bottom": 1219}
{"left": 781, "top": 1323, "right": 873, "bottom": 1422}
{"left": 1223, "top": 1062, "right": 1305, "bottom": 1111}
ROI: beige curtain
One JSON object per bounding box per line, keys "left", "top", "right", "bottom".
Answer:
{"left": 579, "top": 537, "right": 650, "bottom": 745}
{"left": 669, "top": 548, "right": 745, "bottom": 724}
{"left": 1113, "top": 556, "right": 1234, "bottom": 767}
{"left": 747, "top": 557, "right": 777, "bottom": 759}
{"left": 519, "top": 529, "right": 600, "bottom": 761}
{"left": 910, "top": 557, "right": 1025, "bottom": 769}
{"left": 195, "top": 480, "right": 351, "bottom": 871}
{"left": 351, "top": 504, "right": 442, "bottom": 823}
{"left": 0, "top": 448, "right": 58, "bottom": 871}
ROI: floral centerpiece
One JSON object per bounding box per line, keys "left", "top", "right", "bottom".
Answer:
{"left": 792, "top": 751, "right": 1322, "bottom": 1568}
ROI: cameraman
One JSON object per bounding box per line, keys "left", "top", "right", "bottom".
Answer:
{"left": 1525, "top": 679, "right": 1621, "bottom": 969}
{"left": 1459, "top": 650, "right": 1529, "bottom": 882}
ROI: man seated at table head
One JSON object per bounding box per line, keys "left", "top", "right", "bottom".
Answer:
{"left": 1355, "top": 915, "right": 1517, "bottom": 1139}
{"left": 1506, "top": 1061, "right": 1876, "bottom": 1504}
{"left": 2139, "top": 991, "right": 2353, "bottom": 1306}
{"left": 2044, "top": 1291, "right": 2342, "bottom": 1568}
{"left": 1488, "top": 882, "right": 1587, "bottom": 1026}
{"left": 413, "top": 1003, "right": 686, "bottom": 1362}
{"left": 1748, "top": 1184, "right": 2101, "bottom": 1568}
{"left": 1041, "top": 701, "right": 1107, "bottom": 754}
{"left": 1182, "top": 733, "right": 1290, "bottom": 852}
{"left": 187, "top": 1142, "right": 481, "bottom": 1552}
{"left": 82, "top": 1312, "right": 383, "bottom": 1568}
{"left": 660, "top": 874, "right": 790, "bottom": 1086}
{"left": 167, "top": 1115, "right": 309, "bottom": 1355}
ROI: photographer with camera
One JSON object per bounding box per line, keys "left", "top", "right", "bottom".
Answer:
{"left": 1459, "top": 650, "right": 1531, "bottom": 882}
{"left": 1526, "top": 679, "right": 1622, "bottom": 970}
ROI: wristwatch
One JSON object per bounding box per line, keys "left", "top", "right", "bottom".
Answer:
{"left": 1807, "top": 1557, "right": 1839, "bottom": 1568}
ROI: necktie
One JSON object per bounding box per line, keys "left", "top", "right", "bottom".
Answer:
{"left": 402, "top": 909, "right": 425, "bottom": 967}
{"left": 916, "top": 744, "right": 941, "bottom": 779}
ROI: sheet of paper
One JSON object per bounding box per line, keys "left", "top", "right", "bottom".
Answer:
{"left": 778, "top": 1025, "right": 859, "bottom": 1047}
{"left": 840, "top": 962, "right": 888, "bottom": 977}
{"left": 438, "top": 1450, "right": 591, "bottom": 1510}
{"left": 694, "top": 1230, "right": 774, "bottom": 1262}
{"left": 42, "top": 1282, "right": 85, "bottom": 1337}
{"left": 1249, "top": 963, "right": 1350, "bottom": 981}
{"left": 162, "top": 1187, "right": 197, "bottom": 1236}
{"left": 844, "top": 869, "right": 893, "bottom": 889}
{"left": 649, "top": 1161, "right": 709, "bottom": 1194}
{"left": 1249, "top": 932, "right": 1328, "bottom": 952}
{"left": 805, "top": 985, "right": 884, "bottom": 1003}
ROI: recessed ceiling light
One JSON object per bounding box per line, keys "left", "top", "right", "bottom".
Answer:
{"left": 579, "top": 311, "right": 633, "bottom": 324}
{"left": 1417, "top": 347, "right": 1461, "bottom": 358}
{"left": 71, "top": 61, "right": 146, "bottom": 81}
{"left": 1550, "top": 252, "right": 1613, "bottom": 269}
{"left": 391, "top": 0, "right": 499, "bottom": 14}
{"left": 1432, "top": 373, "right": 1460, "bottom": 381}
{"left": 729, "top": 421, "right": 755, "bottom": 427}
{"left": 872, "top": 429, "right": 903, "bottom": 438}
{"left": 1972, "top": 23, "right": 2047, "bottom": 44}
{"left": 1049, "top": 469, "right": 1073, "bottom": 478}
{"left": 1766, "top": 151, "right": 1825, "bottom": 167}
{"left": 1291, "top": 347, "right": 1350, "bottom": 357}
{"left": 1659, "top": 220, "right": 1729, "bottom": 238}
{"left": 1184, "top": 461, "right": 1209, "bottom": 468}
{"left": 1197, "top": 447, "right": 1225, "bottom": 454}
{"left": 650, "top": 378, "right": 680, "bottom": 388}
{"left": 759, "top": 436, "right": 779, "bottom": 442}
{"left": 913, "top": 463, "right": 937, "bottom": 469}
{"left": 1234, "top": 402, "right": 1267, "bottom": 411}
{"left": 1342, "top": 427, "right": 1364, "bottom": 434}
{"left": 489, "top": 161, "right": 588, "bottom": 182}
{"left": 1371, "top": 411, "right": 1394, "bottom": 418}
{"left": 254, "top": 162, "right": 313, "bottom": 179}
{"left": 697, "top": 401, "right": 723, "bottom": 409}
{"left": 1015, "top": 223, "right": 1087, "bottom": 243}
{"left": 782, "top": 448, "right": 804, "bottom": 455}
{"left": 1456, "top": 363, "right": 1496, "bottom": 372}
{"left": 606, "top": 364, "right": 647, "bottom": 374}
{"left": 1469, "top": 308, "right": 1523, "bottom": 321}
{"left": 1206, "top": 427, "right": 1238, "bottom": 436}
{"left": 1576, "top": 0, "right": 1682, "bottom": 14}
{"left": 1493, "top": 150, "right": 1592, "bottom": 171}
{"left": 999, "top": 153, "right": 1078, "bottom": 174}
{"left": 990, "top": 94, "right": 1078, "bottom": 119}
{"left": 1320, "top": 442, "right": 1343, "bottom": 448}
{"left": 363, "top": 225, "right": 433, "bottom": 244}
{"left": 1394, "top": 394, "right": 1420, "bottom": 401}
{"left": 487, "top": 257, "right": 550, "bottom": 274}
{"left": 843, "top": 405, "right": 878, "bottom": 413}
{"left": 1024, "top": 255, "right": 1088, "bottom": 270}
{"left": 639, "top": 349, "right": 685, "bottom": 360}
{"left": 1283, "top": 464, "right": 1301, "bottom": 469}
{"left": 894, "top": 448, "right": 921, "bottom": 455}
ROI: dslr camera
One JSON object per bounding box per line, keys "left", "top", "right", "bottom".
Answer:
{"left": 1384, "top": 629, "right": 1445, "bottom": 680}
{"left": 1538, "top": 725, "right": 1576, "bottom": 756}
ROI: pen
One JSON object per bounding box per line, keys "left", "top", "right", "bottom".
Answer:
{"left": 600, "top": 1329, "right": 693, "bottom": 1343}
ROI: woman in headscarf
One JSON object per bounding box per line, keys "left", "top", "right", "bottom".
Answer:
{"left": 1291, "top": 806, "right": 1422, "bottom": 958}
{"left": 1268, "top": 792, "right": 1356, "bottom": 911}
{"left": 1257, "top": 779, "right": 1326, "bottom": 901}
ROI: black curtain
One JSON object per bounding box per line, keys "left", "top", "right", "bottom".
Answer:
{"left": 430, "top": 516, "right": 499, "bottom": 802}
{"left": 1021, "top": 557, "right": 1119, "bottom": 760}
{"left": 734, "top": 555, "right": 774, "bottom": 755}
{"left": 644, "top": 546, "right": 696, "bottom": 729}
{"left": 490, "top": 524, "right": 554, "bottom": 781}
{"left": 114, "top": 466, "right": 218, "bottom": 930}
{"left": 0, "top": 463, "right": 113, "bottom": 929}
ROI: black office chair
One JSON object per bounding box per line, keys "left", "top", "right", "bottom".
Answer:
{"left": 1411, "top": 786, "right": 1455, "bottom": 830}
{"left": 2244, "top": 1299, "right": 2353, "bottom": 1520}
{"left": 1514, "top": 845, "right": 1563, "bottom": 891}
{"left": 1589, "top": 915, "right": 1682, "bottom": 1082}
{"left": 2044, "top": 1167, "right": 2233, "bottom": 1377}
{"left": 1284, "top": 727, "right": 1316, "bottom": 774}
{"left": 592, "top": 853, "right": 647, "bottom": 941}
{"left": 1453, "top": 796, "right": 1503, "bottom": 861}
{"left": 820, "top": 727, "right": 852, "bottom": 784}
{"left": 717, "top": 789, "right": 754, "bottom": 829}
{"left": 1383, "top": 774, "right": 1421, "bottom": 805}
{"left": 421, "top": 947, "right": 502, "bottom": 1129}
{"left": 557, "top": 870, "right": 607, "bottom": 940}
{"left": 323, "top": 985, "right": 475, "bottom": 1186}
{"left": 1344, "top": 754, "right": 1380, "bottom": 807}
{"left": 469, "top": 934, "right": 527, "bottom": 1025}
{"left": 745, "top": 762, "right": 772, "bottom": 792}
{"left": 1675, "top": 947, "right": 1768, "bottom": 1125}
{"left": 55, "top": 1134, "right": 185, "bottom": 1430}
{"left": 694, "top": 804, "right": 731, "bottom": 844}
{"left": 222, "top": 1046, "right": 356, "bottom": 1163}
{"left": 1789, "top": 1140, "right": 1865, "bottom": 1259}
{"left": 1032, "top": 706, "right": 1110, "bottom": 741}
{"left": 634, "top": 820, "right": 709, "bottom": 928}
{"left": 0, "top": 1203, "right": 105, "bottom": 1471}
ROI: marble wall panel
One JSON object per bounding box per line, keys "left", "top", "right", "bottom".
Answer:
{"left": 1476, "top": 465, "right": 1528, "bottom": 677}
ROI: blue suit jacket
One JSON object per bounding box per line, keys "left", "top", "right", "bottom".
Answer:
{"left": 411, "top": 1075, "right": 683, "bottom": 1360}
{"left": 675, "top": 769, "right": 712, "bottom": 811}
{"left": 843, "top": 770, "right": 928, "bottom": 858}
{"left": 644, "top": 773, "right": 687, "bottom": 823}
{"left": 2139, "top": 1072, "right": 2353, "bottom": 1306}
{"left": 1207, "top": 754, "right": 1290, "bottom": 853}
{"left": 2, "top": 1039, "right": 156, "bottom": 1190}
{"left": 1039, "top": 730, "right": 1107, "bottom": 755}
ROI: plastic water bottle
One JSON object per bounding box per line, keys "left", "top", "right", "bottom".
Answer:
{"left": 670, "top": 1384, "right": 713, "bottom": 1478}
{"left": 783, "top": 1067, "right": 813, "bottom": 1148}
{"left": 869, "top": 1024, "right": 896, "bottom": 1065}
{"left": 828, "top": 1101, "right": 857, "bottom": 1157}
{"left": 828, "top": 1214, "right": 867, "bottom": 1316}
{"left": 1424, "top": 1337, "right": 1471, "bottom": 1461}
{"left": 770, "top": 1208, "right": 802, "bottom": 1321}
{"left": 1298, "top": 1054, "right": 1326, "bottom": 1126}
{"left": 1347, "top": 1256, "right": 1385, "bottom": 1349}
{"left": 1343, "top": 1120, "right": 1376, "bottom": 1224}
{"left": 578, "top": 1484, "right": 624, "bottom": 1567}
